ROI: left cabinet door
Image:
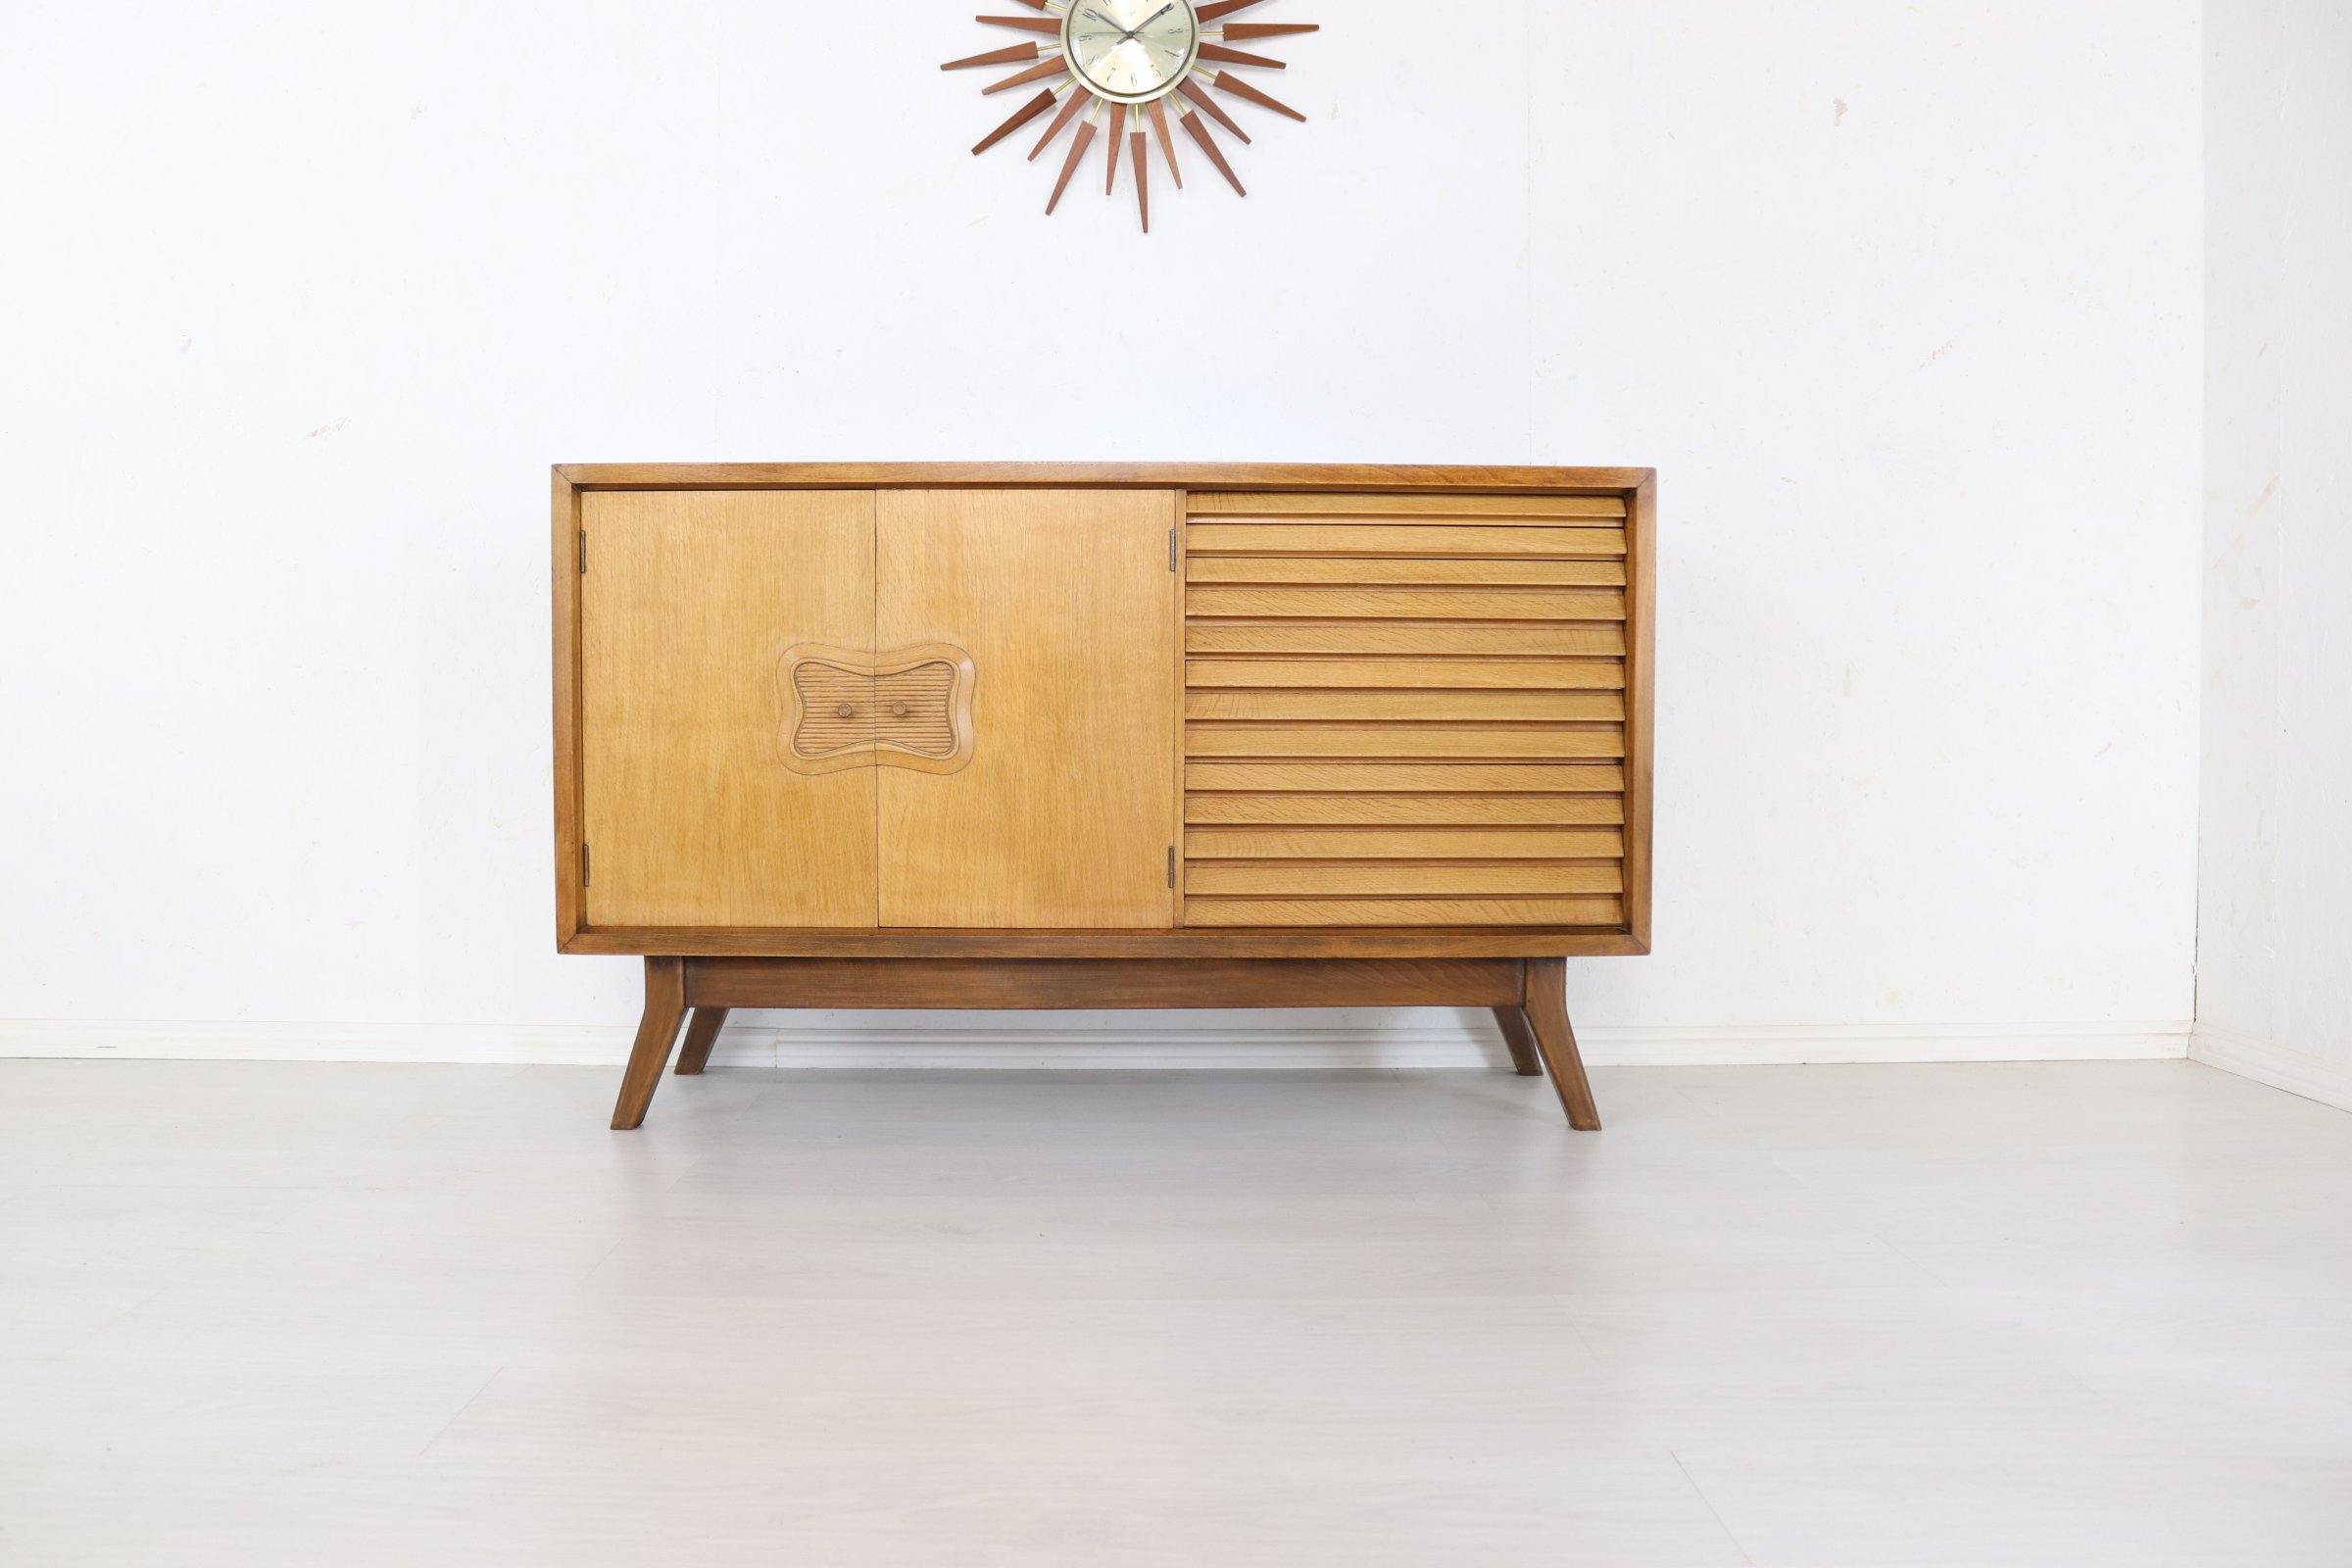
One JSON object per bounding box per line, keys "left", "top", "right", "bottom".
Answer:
{"left": 579, "top": 490, "right": 878, "bottom": 929}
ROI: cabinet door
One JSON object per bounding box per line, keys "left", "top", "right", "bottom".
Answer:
{"left": 1181, "top": 490, "right": 1633, "bottom": 928}
{"left": 580, "top": 490, "right": 878, "bottom": 929}
{"left": 876, "top": 489, "right": 1179, "bottom": 929}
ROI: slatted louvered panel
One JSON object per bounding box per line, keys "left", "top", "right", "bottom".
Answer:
{"left": 1182, "top": 491, "right": 1635, "bottom": 932}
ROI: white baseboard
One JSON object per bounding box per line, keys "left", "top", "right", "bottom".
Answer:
{"left": 2191, "top": 1026, "right": 2352, "bottom": 1113}
{"left": 0, "top": 1015, "right": 2191, "bottom": 1070}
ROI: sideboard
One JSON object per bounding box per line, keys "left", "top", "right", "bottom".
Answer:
{"left": 553, "top": 464, "right": 1654, "bottom": 1130}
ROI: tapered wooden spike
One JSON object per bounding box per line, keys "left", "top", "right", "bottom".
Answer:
{"left": 977, "top": 14, "right": 1061, "bottom": 31}
{"left": 1147, "top": 97, "right": 1184, "bottom": 188}
{"left": 986, "top": 55, "right": 1069, "bottom": 94}
{"left": 1181, "top": 110, "right": 1247, "bottom": 196}
{"left": 1200, "top": 42, "right": 1284, "bottom": 69}
{"left": 944, "top": 42, "right": 1041, "bottom": 71}
{"left": 1213, "top": 71, "right": 1306, "bottom": 122}
{"left": 1222, "top": 23, "right": 1320, "bottom": 40}
{"left": 1048, "top": 121, "right": 1098, "bottom": 213}
{"left": 974, "top": 88, "right": 1058, "bottom": 155}
{"left": 1011, "top": 0, "right": 1049, "bottom": 8}
{"left": 1104, "top": 103, "right": 1127, "bottom": 194}
{"left": 1029, "top": 86, "right": 1095, "bottom": 160}
{"left": 1132, "top": 129, "right": 1151, "bottom": 232}
{"left": 1197, "top": 0, "right": 1265, "bottom": 20}
{"left": 1179, "top": 77, "right": 1250, "bottom": 143}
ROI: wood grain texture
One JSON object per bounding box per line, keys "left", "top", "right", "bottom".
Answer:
{"left": 1185, "top": 794, "right": 1626, "bottom": 827}
{"left": 1187, "top": 862, "right": 1623, "bottom": 897}
{"left": 1179, "top": 77, "right": 1251, "bottom": 143}
{"left": 1525, "top": 956, "right": 1601, "bottom": 1128}
{"left": 1188, "top": 586, "right": 1627, "bottom": 620}
{"left": 686, "top": 956, "right": 1524, "bottom": 1010}
{"left": 1188, "top": 556, "right": 1626, "bottom": 586}
{"left": 1186, "top": 898, "right": 1625, "bottom": 928}
{"left": 1195, "top": 0, "right": 1267, "bottom": 20}
{"left": 1623, "top": 474, "right": 1657, "bottom": 953}
{"left": 1184, "top": 726, "right": 1626, "bottom": 760}
{"left": 671, "top": 1007, "right": 729, "bottom": 1076}
{"left": 1180, "top": 110, "right": 1246, "bottom": 196}
{"left": 1187, "top": 828, "right": 1625, "bottom": 859}
{"left": 1200, "top": 43, "right": 1285, "bottom": 69}
{"left": 1493, "top": 1006, "right": 1545, "bottom": 1075}
{"left": 1212, "top": 71, "right": 1305, "bottom": 122}
{"left": 1186, "top": 658, "right": 1626, "bottom": 690}
{"left": 1189, "top": 523, "right": 1627, "bottom": 558}
{"left": 610, "top": 957, "right": 686, "bottom": 1130}
{"left": 1030, "top": 85, "right": 1095, "bottom": 160}
{"left": 1185, "top": 761, "right": 1625, "bottom": 793}
{"left": 1221, "top": 23, "right": 1322, "bottom": 40}
{"left": 1185, "top": 690, "right": 1625, "bottom": 722}
{"left": 1048, "top": 120, "right": 1097, "bottom": 213}
{"left": 876, "top": 489, "right": 1178, "bottom": 930}
{"left": 1148, "top": 98, "right": 1183, "bottom": 187}
{"left": 558, "top": 465, "right": 1654, "bottom": 493}
{"left": 579, "top": 490, "right": 878, "bottom": 929}
{"left": 973, "top": 87, "right": 1060, "bottom": 154}
{"left": 1104, "top": 102, "right": 1127, "bottom": 193}
{"left": 551, "top": 468, "right": 584, "bottom": 946}
{"left": 570, "top": 925, "right": 1649, "bottom": 959}
{"left": 1189, "top": 493, "right": 1627, "bottom": 518}
{"left": 1187, "top": 622, "right": 1628, "bottom": 657}
{"left": 978, "top": 13, "right": 1061, "bottom": 31}
{"left": 943, "top": 42, "right": 1042, "bottom": 71}
{"left": 1133, "top": 127, "right": 1150, "bottom": 232}
{"left": 985, "top": 57, "right": 1070, "bottom": 95}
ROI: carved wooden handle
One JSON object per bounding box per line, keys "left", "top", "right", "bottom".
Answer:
{"left": 778, "top": 643, "right": 977, "bottom": 776}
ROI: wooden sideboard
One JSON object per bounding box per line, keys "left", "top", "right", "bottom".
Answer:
{"left": 553, "top": 464, "right": 1654, "bottom": 1130}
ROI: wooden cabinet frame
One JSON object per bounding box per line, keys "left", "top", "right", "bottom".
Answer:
{"left": 554, "top": 464, "right": 1653, "bottom": 1130}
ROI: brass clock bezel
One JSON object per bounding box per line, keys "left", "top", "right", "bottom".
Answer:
{"left": 1060, "top": 0, "right": 1203, "bottom": 106}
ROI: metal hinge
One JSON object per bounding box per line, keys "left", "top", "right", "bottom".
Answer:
{"left": 1168, "top": 527, "right": 1179, "bottom": 572}
{"left": 581, "top": 843, "right": 591, "bottom": 886}
{"left": 578, "top": 530, "right": 588, "bottom": 573}
{"left": 1166, "top": 845, "right": 1176, "bottom": 889}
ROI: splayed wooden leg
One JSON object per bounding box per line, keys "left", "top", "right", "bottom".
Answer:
{"left": 611, "top": 957, "right": 688, "bottom": 1130}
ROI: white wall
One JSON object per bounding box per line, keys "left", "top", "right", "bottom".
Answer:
{"left": 0, "top": 1, "right": 2204, "bottom": 1066}
{"left": 2194, "top": 0, "right": 2352, "bottom": 1106}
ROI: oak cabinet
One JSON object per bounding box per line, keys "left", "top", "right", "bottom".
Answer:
{"left": 555, "top": 465, "right": 1653, "bottom": 1131}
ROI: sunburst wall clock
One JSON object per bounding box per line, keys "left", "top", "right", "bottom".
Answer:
{"left": 944, "top": 0, "right": 1317, "bottom": 232}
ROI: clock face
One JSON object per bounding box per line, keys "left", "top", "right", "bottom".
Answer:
{"left": 1064, "top": 1, "right": 1200, "bottom": 104}
{"left": 947, "top": 0, "right": 1318, "bottom": 233}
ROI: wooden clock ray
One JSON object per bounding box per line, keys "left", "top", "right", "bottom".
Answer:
{"left": 946, "top": 0, "right": 1318, "bottom": 231}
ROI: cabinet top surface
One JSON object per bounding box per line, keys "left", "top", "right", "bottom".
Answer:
{"left": 557, "top": 463, "right": 1654, "bottom": 494}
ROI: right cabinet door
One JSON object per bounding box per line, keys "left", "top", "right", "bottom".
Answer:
{"left": 876, "top": 489, "right": 1181, "bottom": 929}
{"left": 1181, "top": 491, "right": 1633, "bottom": 928}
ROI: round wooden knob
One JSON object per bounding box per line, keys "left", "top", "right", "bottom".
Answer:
{"left": 891, "top": 701, "right": 911, "bottom": 718}
{"left": 835, "top": 702, "right": 858, "bottom": 719}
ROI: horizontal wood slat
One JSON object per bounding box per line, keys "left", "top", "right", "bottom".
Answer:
{"left": 1185, "top": 762, "right": 1626, "bottom": 793}
{"left": 1188, "top": 523, "right": 1627, "bottom": 559}
{"left": 1186, "top": 897, "right": 1626, "bottom": 928}
{"left": 1186, "top": 726, "right": 1626, "bottom": 760}
{"left": 1185, "top": 793, "right": 1626, "bottom": 826}
{"left": 1187, "top": 827, "right": 1626, "bottom": 859}
{"left": 1186, "top": 690, "right": 1625, "bottom": 722}
{"left": 1187, "top": 623, "right": 1629, "bottom": 657}
{"left": 1188, "top": 862, "right": 1625, "bottom": 896}
{"left": 1190, "top": 493, "right": 1626, "bottom": 519}
{"left": 1186, "top": 658, "right": 1625, "bottom": 690}
{"left": 1179, "top": 489, "right": 1640, "bottom": 937}
{"left": 1187, "top": 557, "right": 1627, "bottom": 587}
{"left": 1189, "top": 587, "right": 1627, "bottom": 621}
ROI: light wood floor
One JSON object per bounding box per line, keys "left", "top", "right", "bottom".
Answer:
{"left": 3, "top": 1057, "right": 2350, "bottom": 1565}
